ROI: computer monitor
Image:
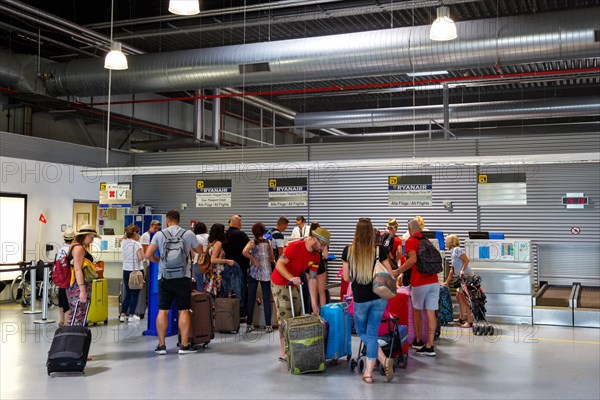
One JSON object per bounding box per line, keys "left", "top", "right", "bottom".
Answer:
{"left": 103, "top": 228, "right": 115, "bottom": 235}
{"left": 468, "top": 231, "right": 490, "bottom": 240}
{"left": 421, "top": 231, "right": 437, "bottom": 239}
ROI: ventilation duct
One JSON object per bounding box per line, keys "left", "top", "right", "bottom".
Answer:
{"left": 41, "top": 8, "right": 600, "bottom": 97}
{"left": 294, "top": 97, "right": 600, "bottom": 128}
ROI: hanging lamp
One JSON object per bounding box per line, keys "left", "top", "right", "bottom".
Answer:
{"left": 169, "top": 0, "right": 200, "bottom": 15}
{"left": 429, "top": 6, "right": 457, "bottom": 41}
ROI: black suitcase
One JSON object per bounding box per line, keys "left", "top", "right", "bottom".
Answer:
{"left": 47, "top": 302, "right": 92, "bottom": 375}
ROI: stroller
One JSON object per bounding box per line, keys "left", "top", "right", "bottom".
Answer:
{"left": 349, "top": 314, "right": 408, "bottom": 376}
{"left": 461, "top": 274, "right": 494, "bottom": 336}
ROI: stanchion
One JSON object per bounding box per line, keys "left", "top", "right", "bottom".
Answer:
{"left": 35, "top": 261, "right": 55, "bottom": 324}
{"left": 23, "top": 260, "right": 41, "bottom": 315}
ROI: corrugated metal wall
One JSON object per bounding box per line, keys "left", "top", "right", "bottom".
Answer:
{"left": 0, "top": 131, "right": 132, "bottom": 167}
{"left": 133, "top": 133, "right": 600, "bottom": 287}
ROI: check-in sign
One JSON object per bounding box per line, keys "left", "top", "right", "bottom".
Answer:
{"left": 99, "top": 182, "right": 132, "bottom": 208}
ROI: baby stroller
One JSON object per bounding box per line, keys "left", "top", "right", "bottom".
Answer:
{"left": 349, "top": 314, "right": 408, "bottom": 376}
{"left": 461, "top": 275, "right": 494, "bottom": 336}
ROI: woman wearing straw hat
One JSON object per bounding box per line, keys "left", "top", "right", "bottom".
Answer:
{"left": 66, "top": 224, "right": 100, "bottom": 326}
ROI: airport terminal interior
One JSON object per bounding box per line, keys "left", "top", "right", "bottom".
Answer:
{"left": 0, "top": 0, "right": 599, "bottom": 399}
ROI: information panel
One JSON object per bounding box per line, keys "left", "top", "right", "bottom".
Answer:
{"left": 478, "top": 173, "right": 527, "bottom": 206}
{"left": 196, "top": 179, "right": 232, "bottom": 208}
{"left": 268, "top": 178, "right": 308, "bottom": 207}
{"left": 99, "top": 182, "right": 132, "bottom": 208}
{"left": 388, "top": 175, "right": 432, "bottom": 207}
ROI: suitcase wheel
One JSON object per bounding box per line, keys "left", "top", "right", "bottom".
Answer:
{"left": 140, "top": 314, "right": 145, "bottom": 320}
{"left": 202, "top": 343, "right": 208, "bottom": 349}
{"left": 402, "top": 354, "right": 408, "bottom": 369}
{"left": 104, "top": 319, "right": 108, "bottom": 325}
{"left": 349, "top": 358, "right": 357, "bottom": 372}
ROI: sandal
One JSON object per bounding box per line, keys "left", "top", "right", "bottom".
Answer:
{"left": 460, "top": 322, "right": 472, "bottom": 329}
{"left": 453, "top": 317, "right": 466, "bottom": 324}
{"left": 384, "top": 357, "right": 394, "bottom": 382}
{"left": 278, "top": 356, "right": 287, "bottom": 362}
{"left": 361, "top": 375, "right": 374, "bottom": 384}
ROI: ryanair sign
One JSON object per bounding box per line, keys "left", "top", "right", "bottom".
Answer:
{"left": 268, "top": 178, "right": 308, "bottom": 207}
{"left": 196, "top": 179, "right": 232, "bottom": 208}
{"left": 388, "top": 175, "right": 433, "bottom": 207}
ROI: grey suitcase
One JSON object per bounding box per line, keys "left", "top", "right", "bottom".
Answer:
{"left": 215, "top": 297, "right": 240, "bottom": 333}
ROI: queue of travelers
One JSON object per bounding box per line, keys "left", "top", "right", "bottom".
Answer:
{"left": 58, "top": 210, "right": 464, "bottom": 382}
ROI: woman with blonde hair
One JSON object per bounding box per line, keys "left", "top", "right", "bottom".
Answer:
{"left": 342, "top": 218, "right": 395, "bottom": 384}
{"left": 443, "top": 234, "right": 473, "bottom": 328}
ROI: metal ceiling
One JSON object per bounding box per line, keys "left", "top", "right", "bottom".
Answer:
{"left": 0, "top": 0, "right": 599, "bottom": 148}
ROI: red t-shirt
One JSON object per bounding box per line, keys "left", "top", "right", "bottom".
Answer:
{"left": 405, "top": 232, "right": 439, "bottom": 287}
{"left": 271, "top": 239, "right": 321, "bottom": 286}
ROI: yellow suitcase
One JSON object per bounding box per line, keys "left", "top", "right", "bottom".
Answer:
{"left": 87, "top": 278, "right": 108, "bottom": 325}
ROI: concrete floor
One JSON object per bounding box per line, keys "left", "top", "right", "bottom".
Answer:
{"left": 0, "top": 299, "right": 599, "bottom": 400}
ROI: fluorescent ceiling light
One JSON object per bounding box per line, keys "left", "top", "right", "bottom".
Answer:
{"left": 104, "top": 42, "right": 128, "bottom": 70}
{"left": 80, "top": 153, "right": 600, "bottom": 178}
{"left": 430, "top": 6, "right": 457, "bottom": 41}
{"left": 407, "top": 71, "right": 449, "bottom": 77}
{"left": 169, "top": 0, "right": 200, "bottom": 15}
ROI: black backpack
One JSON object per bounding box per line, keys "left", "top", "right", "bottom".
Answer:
{"left": 413, "top": 236, "right": 443, "bottom": 275}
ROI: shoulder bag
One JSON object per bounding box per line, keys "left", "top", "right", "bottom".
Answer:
{"left": 372, "top": 247, "right": 397, "bottom": 299}
{"left": 128, "top": 244, "right": 145, "bottom": 290}
{"left": 198, "top": 243, "right": 212, "bottom": 274}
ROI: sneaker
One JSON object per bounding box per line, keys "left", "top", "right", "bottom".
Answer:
{"left": 416, "top": 346, "right": 436, "bottom": 356}
{"left": 178, "top": 343, "right": 198, "bottom": 354}
{"left": 265, "top": 326, "right": 273, "bottom": 334}
{"left": 246, "top": 325, "right": 254, "bottom": 333}
{"left": 128, "top": 315, "right": 141, "bottom": 322}
{"left": 154, "top": 344, "right": 167, "bottom": 355}
{"left": 119, "top": 315, "right": 126, "bottom": 322}
{"left": 411, "top": 339, "right": 425, "bottom": 349}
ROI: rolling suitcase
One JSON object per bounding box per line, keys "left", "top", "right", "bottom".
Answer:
{"left": 252, "top": 286, "right": 278, "bottom": 328}
{"left": 438, "top": 285, "right": 453, "bottom": 324}
{"left": 320, "top": 302, "right": 352, "bottom": 363}
{"left": 47, "top": 302, "right": 92, "bottom": 375}
{"left": 283, "top": 284, "right": 326, "bottom": 375}
{"left": 118, "top": 280, "right": 147, "bottom": 319}
{"left": 215, "top": 296, "right": 240, "bottom": 333}
{"left": 87, "top": 278, "right": 108, "bottom": 326}
{"left": 189, "top": 292, "right": 214, "bottom": 347}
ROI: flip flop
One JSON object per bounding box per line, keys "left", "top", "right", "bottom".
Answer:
{"left": 278, "top": 356, "right": 287, "bottom": 362}
{"left": 361, "top": 375, "right": 373, "bottom": 384}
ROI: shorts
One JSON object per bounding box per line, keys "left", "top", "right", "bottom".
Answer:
{"left": 271, "top": 282, "right": 302, "bottom": 335}
{"left": 411, "top": 283, "right": 440, "bottom": 311}
{"left": 317, "top": 259, "right": 327, "bottom": 275}
{"left": 158, "top": 277, "right": 192, "bottom": 310}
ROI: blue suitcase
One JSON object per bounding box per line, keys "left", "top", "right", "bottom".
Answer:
{"left": 320, "top": 302, "right": 352, "bottom": 364}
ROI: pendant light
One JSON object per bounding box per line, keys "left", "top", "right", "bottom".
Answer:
{"left": 104, "top": 41, "right": 128, "bottom": 70}
{"left": 429, "top": 6, "right": 457, "bottom": 41}
{"left": 169, "top": 0, "right": 200, "bottom": 15}
{"left": 104, "top": 0, "right": 128, "bottom": 70}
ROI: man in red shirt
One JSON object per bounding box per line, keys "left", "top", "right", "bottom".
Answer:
{"left": 270, "top": 227, "right": 331, "bottom": 362}
{"left": 397, "top": 219, "right": 440, "bottom": 356}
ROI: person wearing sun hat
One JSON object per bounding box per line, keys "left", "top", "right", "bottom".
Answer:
{"left": 56, "top": 227, "right": 76, "bottom": 326}
{"left": 66, "top": 224, "right": 100, "bottom": 326}
{"left": 270, "top": 225, "right": 330, "bottom": 362}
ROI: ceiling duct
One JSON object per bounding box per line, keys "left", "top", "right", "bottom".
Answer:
{"left": 294, "top": 97, "right": 600, "bottom": 128}
{"left": 41, "top": 8, "right": 600, "bottom": 97}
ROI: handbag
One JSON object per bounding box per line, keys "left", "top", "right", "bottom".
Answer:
{"left": 128, "top": 245, "right": 145, "bottom": 290}
{"left": 372, "top": 247, "right": 397, "bottom": 299}
{"left": 82, "top": 258, "right": 99, "bottom": 283}
{"left": 198, "top": 244, "right": 212, "bottom": 274}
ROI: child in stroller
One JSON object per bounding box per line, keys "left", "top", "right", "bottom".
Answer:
{"left": 460, "top": 274, "right": 494, "bottom": 335}
{"left": 350, "top": 310, "right": 409, "bottom": 375}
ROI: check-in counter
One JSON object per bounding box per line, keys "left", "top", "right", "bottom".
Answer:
{"left": 92, "top": 235, "right": 124, "bottom": 296}
{"left": 532, "top": 284, "right": 577, "bottom": 327}
{"left": 465, "top": 239, "right": 533, "bottom": 324}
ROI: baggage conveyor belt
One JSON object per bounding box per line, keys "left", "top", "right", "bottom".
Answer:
{"left": 533, "top": 284, "right": 577, "bottom": 327}
{"left": 573, "top": 284, "right": 600, "bottom": 328}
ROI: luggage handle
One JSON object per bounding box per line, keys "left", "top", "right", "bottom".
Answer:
{"left": 70, "top": 299, "right": 91, "bottom": 326}
{"left": 287, "top": 281, "right": 305, "bottom": 317}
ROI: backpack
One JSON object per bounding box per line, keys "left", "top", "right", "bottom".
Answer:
{"left": 160, "top": 228, "right": 188, "bottom": 279}
{"left": 52, "top": 253, "right": 71, "bottom": 289}
{"left": 413, "top": 236, "right": 443, "bottom": 275}
{"left": 263, "top": 227, "right": 274, "bottom": 242}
